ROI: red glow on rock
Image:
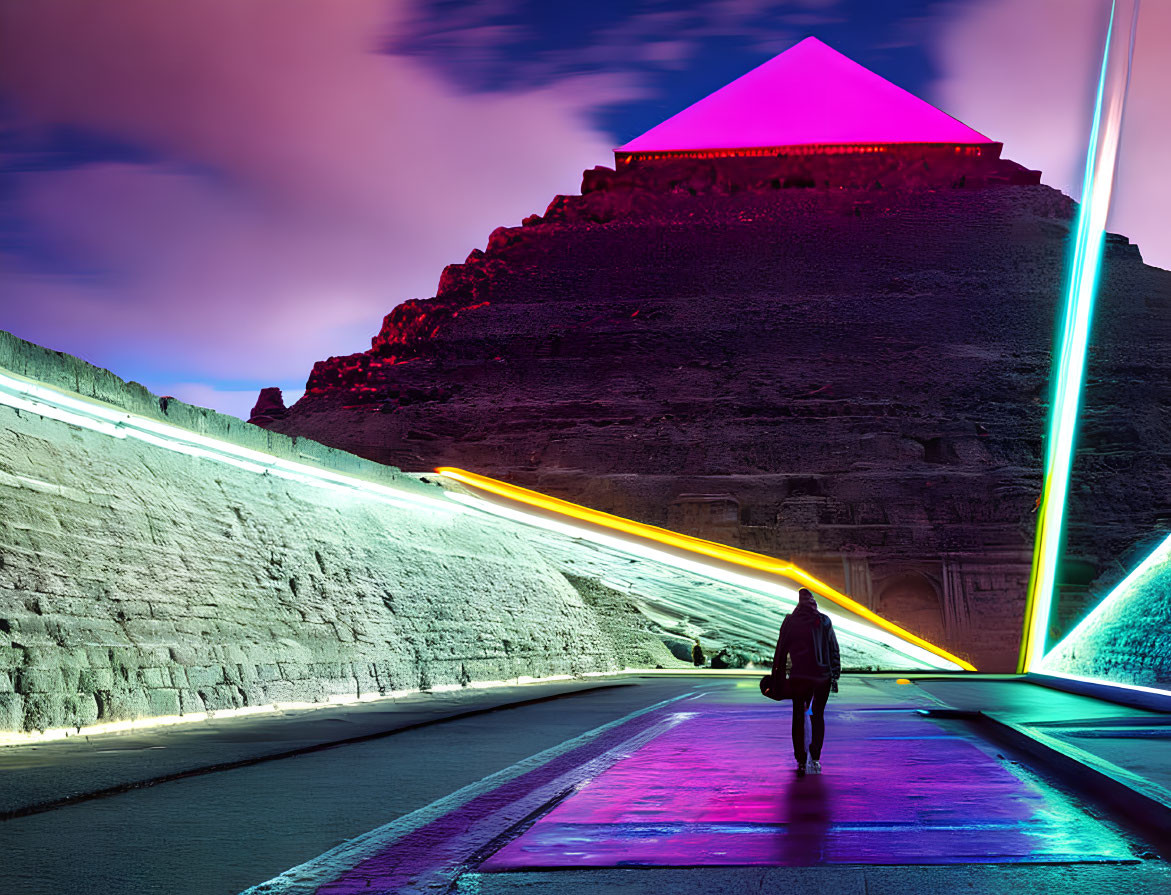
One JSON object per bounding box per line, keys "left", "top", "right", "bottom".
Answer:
{"left": 618, "top": 37, "right": 991, "bottom": 154}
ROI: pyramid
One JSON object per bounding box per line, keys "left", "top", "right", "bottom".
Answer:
{"left": 617, "top": 36, "right": 993, "bottom": 160}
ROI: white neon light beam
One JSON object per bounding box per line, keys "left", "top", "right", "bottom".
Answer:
{"left": 0, "top": 369, "right": 458, "bottom": 516}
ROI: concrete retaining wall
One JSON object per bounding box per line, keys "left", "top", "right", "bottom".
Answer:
{"left": 0, "top": 332, "right": 667, "bottom": 734}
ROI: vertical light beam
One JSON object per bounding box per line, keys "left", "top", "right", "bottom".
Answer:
{"left": 1019, "top": 0, "right": 1139, "bottom": 673}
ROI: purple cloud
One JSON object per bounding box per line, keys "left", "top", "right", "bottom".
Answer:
{"left": 0, "top": 0, "right": 621, "bottom": 412}
{"left": 931, "top": 0, "right": 1170, "bottom": 270}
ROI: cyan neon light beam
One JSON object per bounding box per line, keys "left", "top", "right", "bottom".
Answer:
{"left": 1019, "top": 0, "right": 1139, "bottom": 672}
{"left": 437, "top": 467, "right": 975, "bottom": 671}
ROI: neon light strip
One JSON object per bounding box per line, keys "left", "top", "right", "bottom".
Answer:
{"left": 1019, "top": 0, "right": 1137, "bottom": 672}
{"left": 446, "top": 490, "right": 956, "bottom": 671}
{"left": 437, "top": 467, "right": 975, "bottom": 670}
{"left": 0, "top": 369, "right": 457, "bottom": 516}
{"left": 1040, "top": 532, "right": 1171, "bottom": 671}
{"left": 1032, "top": 670, "right": 1171, "bottom": 700}
{"left": 0, "top": 671, "right": 625, "bottom": 747}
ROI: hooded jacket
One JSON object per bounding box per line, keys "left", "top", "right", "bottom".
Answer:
{"left": 772, "top": 600, "right": 841, "bottom": 684}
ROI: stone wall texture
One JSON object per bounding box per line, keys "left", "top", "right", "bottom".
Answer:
{"left": 0, "top": 332, "right": 673, "bottom": 734}
{"left": 1043, "top": 535, "right": 1171, "bottom": 690}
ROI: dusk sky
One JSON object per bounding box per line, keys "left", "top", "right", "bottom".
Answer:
{"left": 1, "top": 0, "right": 1167, "bottom": 418}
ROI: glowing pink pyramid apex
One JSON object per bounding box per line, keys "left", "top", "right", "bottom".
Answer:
{"left": 619, "top": 36, "right": 992, "bottom": 154}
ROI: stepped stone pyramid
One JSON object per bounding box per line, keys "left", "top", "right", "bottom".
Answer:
{"left": 257, "top": 37, "right": 1170, "bottom": 672}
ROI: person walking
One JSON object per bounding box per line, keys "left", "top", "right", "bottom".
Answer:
{"left": 772, "top": 587, "right": 841, "bottom": 777}
{"left": 691, "top": 638, "right": 706, "bottom": 667}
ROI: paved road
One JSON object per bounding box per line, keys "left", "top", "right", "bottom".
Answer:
{"left": 0, "top": 677, "right": 637, "bottom": 817}
{"left": 0, "top": 678, "right": 692, "bottom": 894}
{"left": 1, "top": 675, "right": 1168, "bottom": 895}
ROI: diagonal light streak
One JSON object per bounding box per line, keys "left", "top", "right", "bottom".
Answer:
{"left": 0, "top": 368, "right": 459, "bottom": 516}
{"left": 438, "top": 467, "right": 975, "bottom": 671}
{"left": 1019, "top": 0, "right": 1139, "bottom": 673}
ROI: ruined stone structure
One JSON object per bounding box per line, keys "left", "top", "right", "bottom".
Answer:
{"left": 0, "top": 332, "right": 678, "bottom": 735}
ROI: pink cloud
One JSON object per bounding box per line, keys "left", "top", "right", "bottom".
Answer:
{"left": 0, "top": 0, "right": 619, "bottom": 409}
{"left": 931, "top": 0, "right": 1171, "bottom": 270}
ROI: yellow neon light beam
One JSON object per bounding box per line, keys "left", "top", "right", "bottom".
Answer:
{"left": 437, "top": 467, "right": 976, "bottom": 671}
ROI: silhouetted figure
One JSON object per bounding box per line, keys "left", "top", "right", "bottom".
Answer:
{"left": 692, "top": 638, "right": 705, "bottom": 667}
{"left": 772, "top": 588, "right": 841, "bottom": 776}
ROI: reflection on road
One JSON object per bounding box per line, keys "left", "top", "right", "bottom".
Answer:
{"left": 482, "top": 682, "right": 1133, "bottom": 867}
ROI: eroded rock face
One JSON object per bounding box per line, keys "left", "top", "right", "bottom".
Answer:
{"left": 260, "top": 159, "right": 1171, "bottom": 672}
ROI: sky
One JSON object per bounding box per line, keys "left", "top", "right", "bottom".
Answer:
{"left": 0, "top": 0, "right": 1166, "bottom": 419}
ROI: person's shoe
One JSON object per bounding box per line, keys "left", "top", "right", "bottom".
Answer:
{"left": 795, "top": 762, "right": 806, "bottom": 778}
{"left": 807, "top": 759, "right": 822, "bottom": 775}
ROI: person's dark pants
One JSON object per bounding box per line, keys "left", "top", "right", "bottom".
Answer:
{"left": 790, "top": 678, "right": 831, "bottom": 765}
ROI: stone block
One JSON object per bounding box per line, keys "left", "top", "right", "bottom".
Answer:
{"left": 58, "top": 664, "right": 82, "bottom": 692}
{"left": 124, "top": 618, "right": 176, "bottom": 644}
{"left": 0, "top": 645, "right": 25, "bottom": 672}
{"left": 140, "top": 667, "right": 170, "bottom": 689}
{"left": 77, "top": 666, "right": 115, "bottom": 692}
{"left": 108, "top": 648, "right": 143, "bottom": 683}
{"left": 277, "top": 661, "right": 309, "bottom": 681}
{"left": 146, "top": 689, "right": 181, "bottom": 717}
{"left": 22, "top": 692, "right": 63, "bottom": 731}
{"left": 185, "top": 665, "right": 224, "bottom": 688}
{"left": 14, "top": 666, "right": 64, "bottom": 694}
{"left": 168, "top": 645, "right": 200, "bottom": 665}
{"left": 103, "top": 688, "right": 150, "bottom": 722}
{"left": 84, "top": 646, "right": 114, "bottom": 667}
{"left": 173, "top": 619, "right": 213, "bottom": 636}
{"left": 9, "top": 616, "right": 55, "bottom": 646}
{"left": 63, "top": 693, "right": 100, "bottom": 728}
{"left": 147, "top": 601, "right": 185, "bottom": 620}
{"left": 178, "top": 689, "right": 205, "bottom": 715}
{"left": 114, "top": 600, "right": 153, "bottom": 619}
{"left": 199, "top": 684, "right": 244, "bottom": 712}
{"left": 0, "top": 693, "right": 22, "bottom": 730}
{"left": 259, "top": 680, "right": 305, "bottom": 704}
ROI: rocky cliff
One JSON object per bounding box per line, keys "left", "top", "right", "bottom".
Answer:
{"left": 259, "top": 155, "right": 1171, "bottom": 672}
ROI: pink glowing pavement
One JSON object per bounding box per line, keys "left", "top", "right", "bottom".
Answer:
{"left": 618, "top": 37, "right": 992, "bottom": 153}
{"left": 308, "top": 683, "right": 1131, "bottom": 893}
{"left": 481, "top": 685, "right": 1130, "bottom": 869}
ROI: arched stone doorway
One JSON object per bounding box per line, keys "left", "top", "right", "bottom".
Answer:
{"left": 875, "top": 570, "right": 947, "bottom": 647}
